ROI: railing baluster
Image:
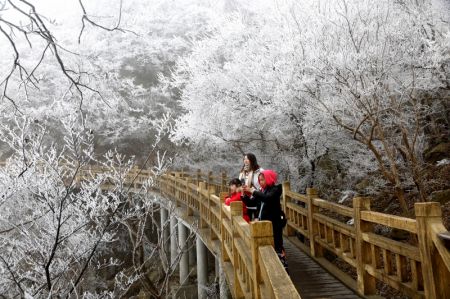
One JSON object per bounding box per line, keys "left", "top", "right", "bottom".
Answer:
{"left": 307, "top": 187, "right": 322, "bottom": 257}
{"left": 282, "top": 182, "right": 296, "bottom": 237}
{"left": 230, "top": 201, "right": 244, "bottom": 298}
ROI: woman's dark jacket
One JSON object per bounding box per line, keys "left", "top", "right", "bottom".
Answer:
{"left": 242, "top": 184, "right": 282, "bottom": 224}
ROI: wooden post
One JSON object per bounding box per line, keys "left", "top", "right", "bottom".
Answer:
{"left": 179, "top": 175, "right": 185, "bottom": 204}
{"left": 207, "top": 171, "right": 213, "bottom": 191}
{"left": 198, "top": 182, "right": 207, "bottom": 228}
{"left": 220, "top": 192, "right": 229, "bottom": 263}
{"left": 208, "top": 185, "right": 217, "bottom": 240}
{"left": 221, "top": 172, "right": 228, "bottom": 193}
{"left": 282, "top": 182, "right": 295, "bottom": 237}
{"left": 353, "top": 197, "right": 376, "bottom": 295}
{"left": 415, "top": 202, "right": 450, "bottom": 299}
{"left": 174, "top": 172, "right": 181, "bottom": 207}
{"left": 250, "top": 221, "right": 274, "bottom": 299}
{"left": 306, "top": 187, "right": 323, "bottom": 257}
{"left": 219, "top": 192, "right": 228, "bottom": 204}
{"left": 282, "top": 182, "right": 289, "bottom": 212}
{"left": 196, "top": 169, "right": 201, "bottom": 185}
{"left": 230, "top": 201, "right": 244, "bottom": 299}
{"left": 208, "top": 185, "right": 216, "bottom": 194}
{"left": 186, "top": 177, "right": 193, "bottom": 216}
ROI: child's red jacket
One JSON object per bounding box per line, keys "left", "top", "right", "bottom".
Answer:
{"left": 225, "top": 192, "right": 250, "bottom": 222}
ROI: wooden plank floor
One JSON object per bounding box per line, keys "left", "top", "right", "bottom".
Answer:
{"left": 284, "top": 238, "right": 361, "bottom": 299}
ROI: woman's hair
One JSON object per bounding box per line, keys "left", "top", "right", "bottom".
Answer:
{"left": 229, "top": 178, "right": 242, "bottom": 186}
{"left": 241, "top": 153, "right": 260, "bottom": 172}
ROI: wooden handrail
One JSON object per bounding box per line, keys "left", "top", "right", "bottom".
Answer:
{"left": 313, "top": 197, "right": 353, "bottom": 217}
{"left": 4, "top": 161, "right": 447, "bottom": 299}
{"left": 431, "top": 225, "right": 450, "bottom": 271}
{"left": 159, "top": 172, "right": 301, "bottom": 299}
{"left": 282, "top": 179, "right": 450, "bottom": 299}
{"left": 259, "top": 245, "right": 299, "bottom": 299}
{"left": 360, "top": 210, "right": 417, "bottom": 233}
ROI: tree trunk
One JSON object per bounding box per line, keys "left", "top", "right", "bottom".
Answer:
{"left": 394, "top": 187, "right": 410, "bottom": 216}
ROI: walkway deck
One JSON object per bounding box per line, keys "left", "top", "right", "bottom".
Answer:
{"left": 285, "top": 238, "right": 361, "bottom": 299}
{"left": 166, "top": 199, "right": 362, "bottom": 299}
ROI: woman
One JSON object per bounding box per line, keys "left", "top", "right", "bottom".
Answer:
{"left": 238, "top": 153, "right": 263, "bottom": 220}
{"left": 239, "top": 153, "right": 263, "bottom": 190}
{"left": 242, "top": 169, "right": 288, "bottom": 270}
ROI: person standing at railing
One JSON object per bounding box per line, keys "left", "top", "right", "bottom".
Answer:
{"left": 242, "top": 169, "right": 288, "bottom": 271}
{"left": 225, "top": 178, "right": 250, "bottom": 222}
{"left": 238, "top": 153, "right": 264, "bottom": 221}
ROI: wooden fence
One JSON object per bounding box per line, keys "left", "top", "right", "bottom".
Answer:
{"left": 2, "top": 161, "right": 448, "bottom": 299}
{"left": 159, "top": 172, "right": 300, "bottom": 299}
{"left": 281, "top": 182, "right": 450, "bottom": 299}
{"left": 166, "top": 170, "right": 450, "bottom": 299}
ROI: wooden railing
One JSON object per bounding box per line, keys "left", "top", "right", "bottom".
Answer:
{"left": 282, "top": 182, "right": 450, "bottom": 299}
{"left": 75, "top": 165, "right": 153, "bottom": 190}
{"left": 0, "top": 162, "right": 154, "bottom": 191}
{"left": 3, "top": 161, "right": 447, "bottom": 298}
{"left": 161, "top": 170, "right": 449, "bottom": 298}
{"left": 159, "top": 172, "right": 300, "bottom": 299}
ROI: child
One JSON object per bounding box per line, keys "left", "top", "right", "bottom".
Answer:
{"left": 224, "top": 178, "right": 250, "bottom": 222}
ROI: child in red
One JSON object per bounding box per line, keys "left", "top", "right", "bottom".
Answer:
{"left": 225, "top": 178, "right": 250, "bottom": 222}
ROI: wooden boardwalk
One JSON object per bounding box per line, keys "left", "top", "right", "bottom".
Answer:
{"left": 159, "top": 172, "right": 450, "bottom": 299}
{"left": 284, "top": 238, "right": 361, "bottom": 299}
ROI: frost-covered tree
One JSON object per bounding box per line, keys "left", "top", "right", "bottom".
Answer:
{"left": 166, "top": 0, "right": 373, "bottom": 189}
{"left": 0, "top": 0, "right": 128, "bottom": 109}
{"left": 168, "top": 0, "right": 449, "bottom": 211}
{"left": 291, "top": 0, "right": 450, "bottom": 212}
{"left": 0, "top": 0, "right": 223, "bottom": 154}
{"left": 0, "top": 1, "right": 232, "bottom": 298}
{"left": 0, "top": 113, "right": 187, "bottom": 298}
